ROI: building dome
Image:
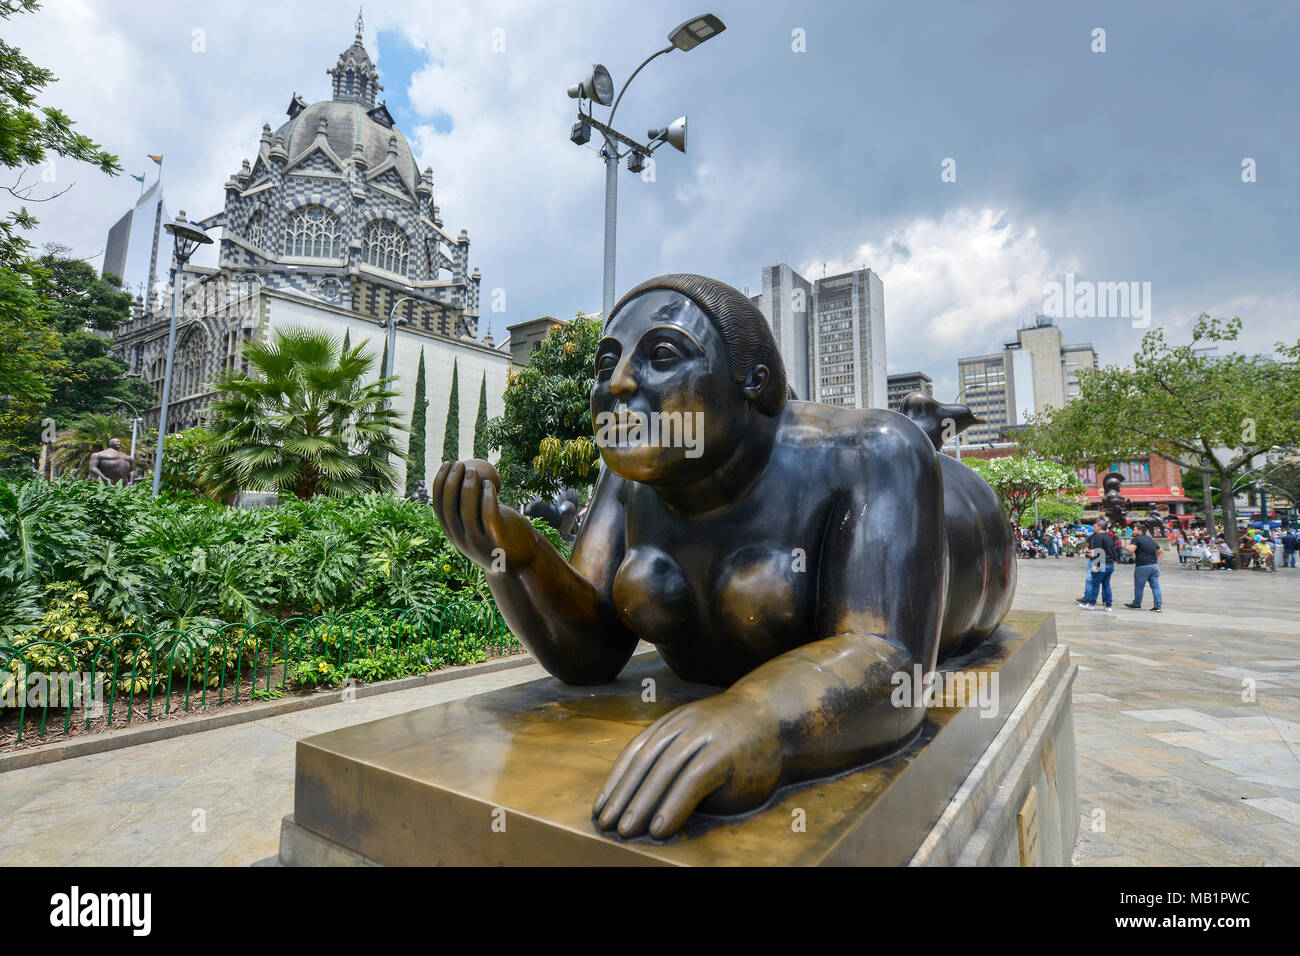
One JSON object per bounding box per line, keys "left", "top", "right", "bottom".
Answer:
{"left": 273, "top": 99, "right": 419, "bottom": 191}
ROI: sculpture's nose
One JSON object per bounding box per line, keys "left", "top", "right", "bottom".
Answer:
{"left": 609, "top": 352, "right": 637, "bottom": 398}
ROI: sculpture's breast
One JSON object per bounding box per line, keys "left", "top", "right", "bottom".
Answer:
{"left": 611, "top": 546, "right": 696, "bottom": 647}
{"left": 710, "top": 545, "right": 810, "bottom": 660}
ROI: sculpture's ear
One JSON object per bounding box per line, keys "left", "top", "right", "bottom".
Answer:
{"left": 742, "top": 364, "right": 769, "bottom": 402}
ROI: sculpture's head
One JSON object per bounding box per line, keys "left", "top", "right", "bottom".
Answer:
{"left": 592, "top": 274, "right": 787, "bottom": 484}
{"left": 108, "top": 438, "right": 122, "bottom": 451}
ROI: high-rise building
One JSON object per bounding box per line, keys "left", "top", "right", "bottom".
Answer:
{"left": 751, "top": 264, "right": 887, "bottom": 408}
{"left": 955, "top": 315, "right": 1097, "bottom": 444}
{"left": 886, "top": 371, "right": 933, "bottom": 412}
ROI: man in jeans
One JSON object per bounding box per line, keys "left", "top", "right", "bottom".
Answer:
{"left": 1078, "top": 517, "right": 1119, "bottom": 611}
{"left": 1124, "top": 522, "right": 1164, "bottom": 611}
{"left": 1282, "top": 529, "right": 1298, "bottom": 568}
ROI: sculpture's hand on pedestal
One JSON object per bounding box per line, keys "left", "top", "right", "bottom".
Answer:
{"left": 433, "top": 460, "right": 539, "bottom": 573}
{"left": 592, "top": 692, "right": 783, "bottom": 841}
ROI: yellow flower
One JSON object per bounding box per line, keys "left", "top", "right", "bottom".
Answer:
{"left": 442, "top": 564, "right": 452, "bottom": 573}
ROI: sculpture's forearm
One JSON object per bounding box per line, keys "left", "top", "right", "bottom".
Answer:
{"left": 488, "top": 541, "right": 636, "bottom": 685}
{"left": 728, "top": 632, "right": 922, "bottom": 778}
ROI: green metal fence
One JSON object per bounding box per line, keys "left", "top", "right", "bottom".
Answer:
{"left": 0, "top": 602, "right": 520, "bottom": 743}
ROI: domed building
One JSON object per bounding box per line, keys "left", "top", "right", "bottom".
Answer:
{"left": 219, "top": 29, "right": 480, "bottom": 325}
{"left": 111, "top": 26, "right": 509, "bottom": 490}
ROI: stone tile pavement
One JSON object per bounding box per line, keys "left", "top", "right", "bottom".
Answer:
{"left": 0, "top": 557, "right": 1296, "bottom": 866}
{"left": 1013, "top": 557, "right": 1300, "bottom": 866}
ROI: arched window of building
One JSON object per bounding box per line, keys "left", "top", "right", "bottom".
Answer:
{"left": 363, "top": 219, "right": 409, "bottom": 276}
{"left": 245, "top": 209, "right": 266, "bottom": 250}
{"left": 346, "top": 69, "right": 355, "bottom": 94}
{"left": 286, "top": 205, "right": 343, "bottom": 259}
{"left": 177, "top": 330, "right": 206, "bottom": 397}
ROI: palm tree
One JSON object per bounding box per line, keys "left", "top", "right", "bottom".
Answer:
{"left": 205, "top": 327, "right": 407, "bottom": 499}
{"left": 53, "top": 412, "right": 147, "bottom": 477}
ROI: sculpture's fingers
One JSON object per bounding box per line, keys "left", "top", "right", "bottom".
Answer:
{"left": 479, "top": 479, "right": 506, "bottom": 556}
{"left": 596, "top": 724, "right": 684, "bottom": 832}
{"left": 617, "top": 733, "right": 709, "bottom": 839}
{"left": 440, "top": 462, "right": 466, "bottom": 543}
{"left": 459, "top": 466, "right": 486, "bottom": 542}
{"left": 430, "top": 462, "right": 452, "bottom": 528}
{"left": 648, "top": 750, "right": 729, "bottom": 840}
{"left": 592, "top": 705, "right": 695, "bottom": 818}
{"left": 593, "top": 723, "right": 656, "bottom": 818}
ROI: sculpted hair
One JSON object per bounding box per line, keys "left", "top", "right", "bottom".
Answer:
{"left": 610, "top": 273, "right": 788, "bottom": 416}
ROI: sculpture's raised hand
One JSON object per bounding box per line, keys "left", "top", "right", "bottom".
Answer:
{"left": 592, "top": 692, "right": 783, "bottom": 840}
{"left": 432, "top": 460, "right": 539, "bottom": 572}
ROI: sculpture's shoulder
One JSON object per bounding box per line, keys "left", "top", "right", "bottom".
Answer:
{"left": 780, "top": 401, "right": 936, "bottom": 460}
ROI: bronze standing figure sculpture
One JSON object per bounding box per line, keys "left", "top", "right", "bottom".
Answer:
{"left": 432, "top": 274, "right": 1015, "bottom": 840}
{"left": 87, "top": 438, "right": 137, "bottom": 485}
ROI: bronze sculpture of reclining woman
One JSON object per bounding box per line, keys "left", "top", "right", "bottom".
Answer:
{"left": 432, "top": 273, "right": 1015, "bottom": 840}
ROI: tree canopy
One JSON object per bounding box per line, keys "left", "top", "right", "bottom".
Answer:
{"left": 1020, "top": 315, "right": 1300, "bottom": 552}
{"left": 1, "top": 1, "right": 121, "bottom": 268}
{"left": 964, "top": 454, "right": 1083, "bottom": 524}
{"left": 483, "top": 314, "right": 601, "bottom": 505}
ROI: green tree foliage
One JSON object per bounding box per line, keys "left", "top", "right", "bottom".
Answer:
{"left": 205, "top": 327, "right": 406, "bottom": 499}
{"left": 158, "top": 426, "right": 230, "bottom": 500}
{"left": 472, "top": 372, "right": 489, "bottom": 460}
{"left": 965, "top": 455, "right": 1083, "bottom": 525}
{"left": 484, "top": 314, "right": 601, "bottom": 505}
{"left": 0, "top": 260, "right": 61, "bottom": 475}
{"left": 1021, "top": 316, "right": 1300, "bottom": 557}
{"left": 406, "top": 348, "right": 427, "bottom": 496}
{"left": 441, "top": 357, "right": 459, "bottom": 463}
{"left": 1, "top": 1, "right": 121, "bottom": 268}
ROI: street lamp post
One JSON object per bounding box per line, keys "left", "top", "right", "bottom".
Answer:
{"left": 378, "top": 296, "right": 414, "bottom": 410}
{"left": 568, "top": 14, "right": 726, "bottom": 318}
{"left": 152, "top": 211, "right": 213, "bottom": 496}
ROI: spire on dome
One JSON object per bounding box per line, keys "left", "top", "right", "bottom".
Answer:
{"left": 328, "top": 20, "right": 382, "bottom": 108}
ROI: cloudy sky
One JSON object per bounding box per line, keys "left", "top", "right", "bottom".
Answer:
{"left": 7, "top": 0, "right": 1297, "bottom": 399}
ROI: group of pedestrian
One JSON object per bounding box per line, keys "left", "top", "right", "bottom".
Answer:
{"left": 1076, "top": 518, "right": 1164, "bottom": 612}
{"left": 1166, "top": 525, "right": 1298, "bottom": 571}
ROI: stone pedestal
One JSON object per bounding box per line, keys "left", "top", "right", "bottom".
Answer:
{"left": 279, "top": 610, "right": 1077, "bottom": 866}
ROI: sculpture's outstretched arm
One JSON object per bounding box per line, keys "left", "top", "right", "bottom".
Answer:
{"left": 432, "top": 461, "right": 637, "bottom": 685}
{"left": 593, "top": 423, "right": 947, "bottom": 839}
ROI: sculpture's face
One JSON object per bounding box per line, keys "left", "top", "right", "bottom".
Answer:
{"left": 592, "top": 290, "right": 749, "bottom": 485}
{"left": 109, "top": 439, "right": 122, "bottom": 451}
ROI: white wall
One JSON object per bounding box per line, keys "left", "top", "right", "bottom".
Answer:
{"left": 266, "top": 296, "right": 511, "bottom": 490}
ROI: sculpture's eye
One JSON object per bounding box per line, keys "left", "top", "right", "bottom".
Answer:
{"left": 649, "top": 342, "right": 682, "bottom": 365}
{"left": 595, "top": 350, "right": 619, "bottom": 379}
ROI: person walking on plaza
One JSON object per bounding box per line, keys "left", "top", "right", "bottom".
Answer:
{"left": 1282, "top": 528, "right": 1298, "bottom": 568}
{"left": 1123, "top": 522, "right": 1164, "bottom": 611}
{"left": 1078, "top": 517, "right": 1119, "bottom": 611}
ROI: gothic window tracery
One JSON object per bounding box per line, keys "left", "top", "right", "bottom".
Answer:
{"left": 286, "top": 205, "right": 343, "bottom": 259}
{"left": 245, "top": 209, "right": 266, "bottom": 250}
{"left": 363, "top": 219, "right": 409, "bottom": 275}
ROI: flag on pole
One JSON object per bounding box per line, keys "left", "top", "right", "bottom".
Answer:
{"left": 130, "top": 173, "right": 145, "bottom": 183}
{"left": 148, "top": 154, "right": 163, "bottom": 165}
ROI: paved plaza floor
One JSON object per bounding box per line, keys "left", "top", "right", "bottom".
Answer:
{"left": 0, "top": 557, "right": 1296, "bottom": 866}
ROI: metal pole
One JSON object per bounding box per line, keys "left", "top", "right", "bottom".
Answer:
{"left": 151, "top": 259, "right": 184, "bottom": 496}
{"left": 130, "top": 419, "right": 138, "bottom": 459}
{"left": 601, "top": 138, "right": 618, "bottom": 319}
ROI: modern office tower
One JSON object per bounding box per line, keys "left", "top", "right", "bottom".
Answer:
{"left": 886, "top": 371, "right": 933, "bottom": 412}
{"left": 753, "top": 264, "right": 813, "bottom": 399}
{"left": 751, "top": 264, "right": 887, "bottom": 408}
{"left": 955, "top": 315, "right": 1097, "bottom": 444}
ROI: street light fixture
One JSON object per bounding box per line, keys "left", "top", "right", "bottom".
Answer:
{"left": 152, "top": 211, "right": 213, "bottom": 496}
{"left": 568, "top": 13, "right": 726, "bottom": 318}
{"left": 108, "top": 396, "right": 142, "bottom": 459}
